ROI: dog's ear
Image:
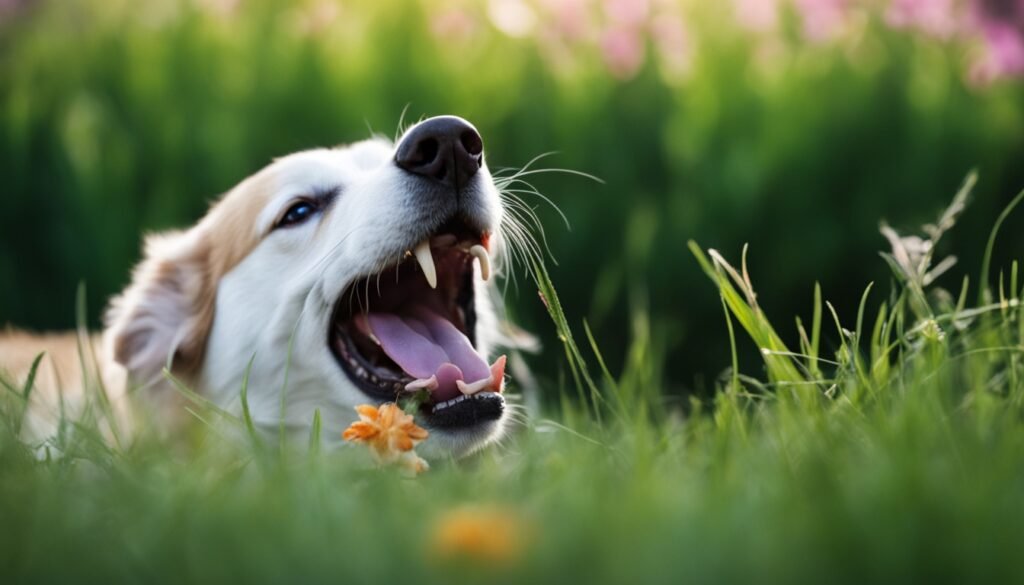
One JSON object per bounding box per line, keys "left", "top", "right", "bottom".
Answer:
{"left": 104, "top": 228, "right": 215, "bottom": 385}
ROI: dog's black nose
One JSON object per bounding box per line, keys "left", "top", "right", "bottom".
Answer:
{"left": 395, "top": 116, "right": 483, "bottom": 190}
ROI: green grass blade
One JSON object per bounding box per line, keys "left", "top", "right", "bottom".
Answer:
{"left": 689, "top": 242, "right": 805, "bottom": 385}
{"left": 721, "top": 294, "right": 740, "bottom": 395}
{"left": 582, "top": 319, "right": 625, "bottom": 418}
{"left": 279, "top": 321, "right": 300, "bottom": 449}
{"left": 21, "top": 352, "right": 44, "bottom": 402}
{"left": 308, "top": 408, "right": 322, "bottom": 454}
{"left": 854, "top": 282, "right": 875, "bottom": 380}
{"left": 980, "top": 181, "right": 1024, "bottom": 304}
{"left": 239, "top": 354, "right": 262, "bottom": 450}
{"left": 14, "top": 352, "right": 46, "bottom": 435}
{"left": 811, "top": 282, "right": 822, "bottom": 376}
{"left": 531, "top": 258, "right": 604, "bottom": 422}
{"left": 163, "top": 368, "right": 242, "bottom": 424}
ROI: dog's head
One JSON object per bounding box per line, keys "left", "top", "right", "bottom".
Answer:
{"left": 104, "top": 116, "right": 519, "bottom": 457}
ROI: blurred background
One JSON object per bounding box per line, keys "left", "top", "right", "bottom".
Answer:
{"left": 1, "top": 0, "right": 1023, "bottom": 399}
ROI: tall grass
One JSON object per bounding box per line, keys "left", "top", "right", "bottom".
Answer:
{"left": 4, "top": 0, "right": 1024, "bottom": 387}
{"left": 3, "top": 177, "right": 1024, "bottom": 584}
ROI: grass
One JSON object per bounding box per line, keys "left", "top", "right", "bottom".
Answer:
{"left": 4, "top": 176, "right": 1024, "bottom": 584}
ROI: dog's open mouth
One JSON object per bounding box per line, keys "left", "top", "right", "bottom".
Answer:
{"left": 329, "top": 222, "right": 505, "bottom": 429}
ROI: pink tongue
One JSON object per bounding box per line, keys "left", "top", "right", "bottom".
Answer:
{"left": 366, "top": 311, "right": 491, "bottom": 401}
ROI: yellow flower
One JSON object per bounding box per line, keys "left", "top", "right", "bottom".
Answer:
{"left": 430, "top": 505, "right": 527, "bottom": 565}
{"left": 342, "top": 403, "right": 429, "bottom": 474}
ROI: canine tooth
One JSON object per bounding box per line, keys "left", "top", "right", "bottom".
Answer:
{"left": 413, "top": 240, "right": 437, "bottom": 289}
{"left": 469, "top": 244, "right": 491, "bottom": 281}
{"left": 456, "top": 376, "right": 492, "bottom": 396}
{"left": 405, "top": 375, "right": 438, "bottom": 392}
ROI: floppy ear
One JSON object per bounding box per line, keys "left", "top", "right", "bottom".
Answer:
{"left": 104, "top": 228, "right": 215, "bottom": 385}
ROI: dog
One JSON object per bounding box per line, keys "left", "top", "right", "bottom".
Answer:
{"left": 1, "top": 116, "right": 525, "bottom": 458}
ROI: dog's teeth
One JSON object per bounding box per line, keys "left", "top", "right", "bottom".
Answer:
{"left": 405, "top": 375, "right": 438, "bottom": 392}
{"left": 413, "top": 239, "right": 437, "bottom": 289}
{"left": 469, "top": 244, "right": 491, "bottom": 281}
{"left": 456, "top": 376, "right": 492, "bottom": 396}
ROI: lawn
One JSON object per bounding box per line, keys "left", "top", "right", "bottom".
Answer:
{"left": 3, "top": 176, "right": 1024, "bottom": 584}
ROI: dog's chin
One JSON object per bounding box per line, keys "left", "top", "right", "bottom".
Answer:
{"left": 417, "top": 417, "right": 506, "bottom": 459}
{"left": 327, "top": 217, "right": 507, "bottom": 456}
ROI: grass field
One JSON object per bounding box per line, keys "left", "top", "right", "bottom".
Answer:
{"left": 3, "top": 175, "right": 1024, "bottom": 584}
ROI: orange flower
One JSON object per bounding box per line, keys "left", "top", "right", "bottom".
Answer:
{"left": 430, "top": 505, "right": 527, "bottom": 566}
{"left": 342, "top": 403, "right": 429, "bottom": 474}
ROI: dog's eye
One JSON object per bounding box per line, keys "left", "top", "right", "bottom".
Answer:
{"left": 276, "top": 200, "right": 319, "bottom": 229}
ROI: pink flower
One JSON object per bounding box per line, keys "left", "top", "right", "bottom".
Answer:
{"left": 885, "top": 0, "right": 960, "bottom": 39}
{"left": 734, "top": 0, "right": 780, "bottom": 33}
{"left": 604, "top": 0, "right": 650, "bottom": 29}
{"left": 969, "top": 0, "right": 1024, "bottom": 82}
{"left": 651, "top": 11, "right": 692, "bottom": 78}
{"left": 539, "top": 0, "right": 593, "bottom": 42}
{"left": 0, "top": 0, "right": 26, "bottom": 20}
{"left": 430, "top": 8, "right": 479, "bottom": 42}
{"left": 601, "top": 26, "right": 646, "bottom": 79}
{"left": 795, "top": 0, "right": 851, "bottom": 43}
{"left": 984, "top": 20, "right": 1024, "bottom": 70}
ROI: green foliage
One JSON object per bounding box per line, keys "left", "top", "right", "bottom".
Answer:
{"left": 2, "top": 0, "right": 1024, "bottom": 391}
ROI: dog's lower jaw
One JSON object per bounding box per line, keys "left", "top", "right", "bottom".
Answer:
{"left": 417, "top": 417, "right": 508, "bottom": 460}
{"left": 198, "top": 316, "right": 510, "bottom": 461}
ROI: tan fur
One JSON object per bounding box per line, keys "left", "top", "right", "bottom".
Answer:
{"left": 0, "top": 329, "right": 92, "bottom": 389}
{"left": 0, "top": 167, "right": 276, "bottom": 440}
{"left": 103, "top": 169, "right": 278, "bottom": 383}
{"left": 0, "top": 328, "right": 128, "bottom": 441}
{"left": 183, "top": 172, "right": 279, "bottom": 374}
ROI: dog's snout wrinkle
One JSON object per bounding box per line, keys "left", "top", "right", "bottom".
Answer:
{"left": 395, "top": 116, "right": 483, "bottom": 192}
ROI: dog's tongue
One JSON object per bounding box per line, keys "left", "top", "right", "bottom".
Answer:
{"left": 367, "top": 309, "right": 493, "bottom": 401}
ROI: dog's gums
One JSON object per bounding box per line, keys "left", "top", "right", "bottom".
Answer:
{"left": 329, "top": 222, "right": 506, "bottom": 430}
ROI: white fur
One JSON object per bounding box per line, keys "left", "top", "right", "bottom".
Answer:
{"left": 107, "top": 126, "right": 512, "bottom": 458}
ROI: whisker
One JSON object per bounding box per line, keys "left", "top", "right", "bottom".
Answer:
{"left": 490, "top": 151, "right": 560, "bottom": 179}
{"left": 500, "top": 184, "right": 571, "bottom": 230}
{"left": 394, "top": 103, "right": 413, "bottom": 143}
{"left": 503, "top": 218, "right": 542, "bottom": 267}
{"left": 498, "top": 166, "right": 604, "bottom": 184}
